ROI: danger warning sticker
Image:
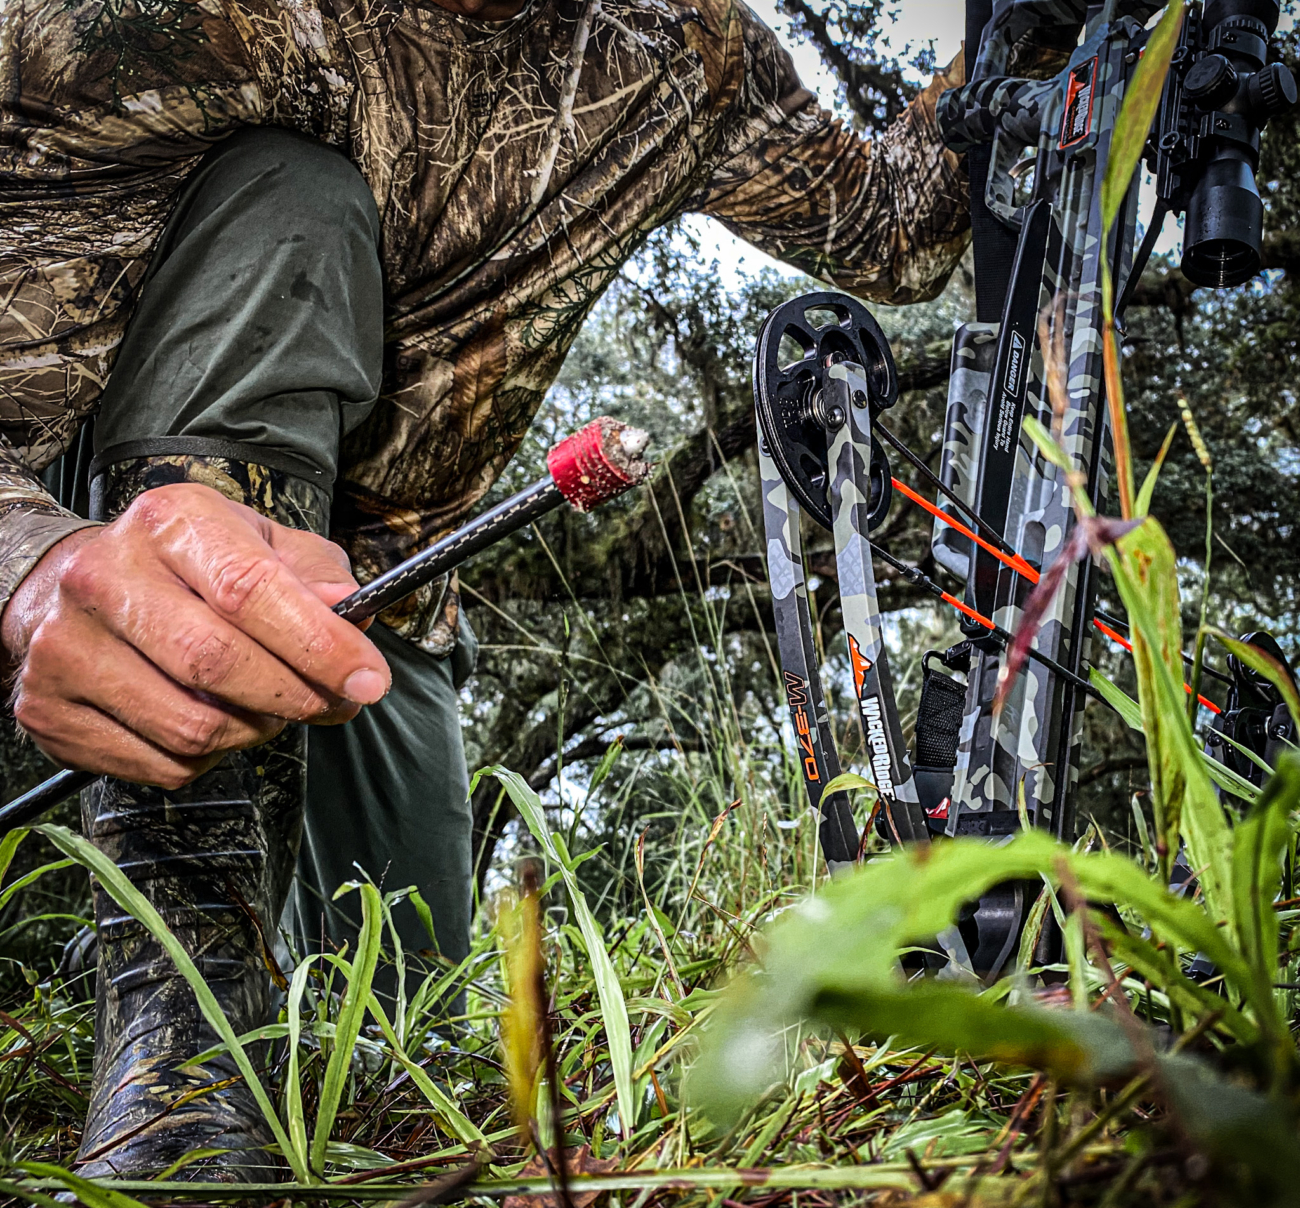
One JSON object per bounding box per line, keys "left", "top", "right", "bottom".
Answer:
{"left": 1059, "top": 56, "right": 1099, "bottom": 149}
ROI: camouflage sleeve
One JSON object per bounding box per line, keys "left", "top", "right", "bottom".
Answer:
{"left": 0, "top": 434, "right": 100, "bottom": 615}
{"left": 689, "top": 12, "right": 971, "bottom": 306}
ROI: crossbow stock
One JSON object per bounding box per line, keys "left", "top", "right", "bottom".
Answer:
{"left": 758, "top": 0, "right": 1297, "bottom": 978}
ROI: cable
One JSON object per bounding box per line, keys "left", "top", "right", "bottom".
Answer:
{"left": 875, "top": 420, "right": 1024, "bottom": 562}
{"left": 868, "top": 542, "right": 1100, "bottom": 700}
{"left": 1092, "top": 618, "right": 1222, "bottom": 715}
{"left": 1092, "top": 607, "right": 1233, "bottom": 687}
{"left": 874, "top": 474, "right": 1225, "bottom": 715}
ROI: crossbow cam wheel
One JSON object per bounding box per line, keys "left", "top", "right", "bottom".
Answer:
{"left": 753, "top": 292, "right": 898, "bottom": 531}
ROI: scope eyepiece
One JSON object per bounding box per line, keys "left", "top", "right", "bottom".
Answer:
{"left": 1179, "top": 0, "right": 1295, "bottom": 287}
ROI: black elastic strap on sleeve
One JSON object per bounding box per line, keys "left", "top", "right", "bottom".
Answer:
{"left": 89, "top": 437, "right": 332, "bottom": 489}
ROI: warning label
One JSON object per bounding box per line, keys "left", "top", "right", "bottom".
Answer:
{"left": 1060, "top": 57, "right": 1098, "bottom": 149}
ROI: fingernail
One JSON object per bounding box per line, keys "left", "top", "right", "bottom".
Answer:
{"left": 344, "top": 668, "right": 388, "bottom": 704}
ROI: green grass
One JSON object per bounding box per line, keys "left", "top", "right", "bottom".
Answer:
{"left": 3, "top": 726, "right": 1295, "bottom": 1206}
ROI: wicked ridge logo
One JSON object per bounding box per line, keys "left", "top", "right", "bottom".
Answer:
{"left": 860, "top": 695, "right": 895, "bottom": 797}
{"left": 847, "top": 634, "right": 873, "bottom": 697}
{"left": 1059, "top": 57, "right": 1099, "bottom": 149}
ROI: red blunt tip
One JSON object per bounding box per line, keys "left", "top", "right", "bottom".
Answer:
{"left": 547, "top": 417, "right": 653, "bottom": 512}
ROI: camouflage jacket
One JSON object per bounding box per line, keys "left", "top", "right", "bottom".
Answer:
{"left": 0, "top": 0, "right": 970, "bottom": 650}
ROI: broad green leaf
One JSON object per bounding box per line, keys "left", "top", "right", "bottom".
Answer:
{"left": 0, "top": 827, "right": 27, "bottom": 887}
{"left": 33, "top": 824, "right": 308, "bottom": 1184}
{"left": 688, "top": 829, "right": 1270, "bottom": 1125}
{"left": 321, "top": 1141, "right": 400, "bottom": 1170}
{"left": 1109, "top": 520, "right": 1232, "bottom": 924}
{"left": 693, "top": 975, "right": 1136, "bottom": 1124}
{"left": 485, "top": 766, "right": 636, "bottom": 1138}
{"left": 810, "top": 983, "right": 1136, "bottom": 1082}
{"left": 876, "top": 1109, "right": 1001, "bottom": 1161}
{"left": 1101, "top": 0, "right": 1185, "bottom": 234}
{"left": 1229, "top": 753, "right": 1300, "bottom": 1067}
{"left": 1069, "top": 848, "right": 1247, "bottom": 985}
{"left": 311, "top": 881, "right": 383, "bottom": 1174}
{"left": 821, "top": 771, "right": 880, "bottom": 798}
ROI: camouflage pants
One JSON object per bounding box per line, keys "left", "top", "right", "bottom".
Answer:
{"left": 80, "top": 126, "right": 474, "bottom": 1013}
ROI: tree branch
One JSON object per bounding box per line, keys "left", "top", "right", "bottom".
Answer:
{"left": 775, "top": 0, "right": 915, "bottom": 132}
{"left": 1078, "top": 754, "right": 1149, "bottom": 788}
{"left": 527, "top": 734, "right": 705, "bottom": 790}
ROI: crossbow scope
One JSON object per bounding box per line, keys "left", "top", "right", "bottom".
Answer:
{"left": 1154, "top": 0, "right": 1297, "bottom": 286}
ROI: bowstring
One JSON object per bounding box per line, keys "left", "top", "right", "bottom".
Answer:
{"left": 870, "top": 423, "right": 1223, "bottom": 715}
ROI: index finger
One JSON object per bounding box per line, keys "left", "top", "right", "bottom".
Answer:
{"left": 247, "top": 514, "right": 376, "bottom": 629}
{"left": 154, "top": 502, "right": 391, "bottom": 705}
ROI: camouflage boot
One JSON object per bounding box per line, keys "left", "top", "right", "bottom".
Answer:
{"left": 74, "top": 742, "right": 304, "bottom": 1181}
{"left": 74, "top": 455, "right": 327, "bottom": 1181}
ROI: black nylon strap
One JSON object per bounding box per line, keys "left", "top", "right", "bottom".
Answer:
{"left": 965, "top": 0, "right": 1022, "bottom": 322}
{"left": 90, "top": 437, "right": 332, "bottom": 489}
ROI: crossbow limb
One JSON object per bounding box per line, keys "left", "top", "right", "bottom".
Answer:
{"left": 757, "top": 0, "right": 1297, "bottom": 977}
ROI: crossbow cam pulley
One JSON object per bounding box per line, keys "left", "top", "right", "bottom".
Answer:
{"left": 753, "top": 292, "right": 897, "bottom": 533}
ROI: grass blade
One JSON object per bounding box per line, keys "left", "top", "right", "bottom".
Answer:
{"left": 1100, "top": 0, "right": 1185, "bottom": 236}
{"left": 1206, "top": 628, "right": 1300, "bottom": 731}
{"left": 33, "top": 823, "right": 308, "bottom": 1184}
{"left": 285, "top": 954, "right": 322, "bottom": 1174}
{"left": 310, "top": 881, "right": 383, "bottom": 1175}
{"left": 322, "top": 951, "right": 489, "bottom": 1148}
{"left": 16, "top": 1161, "right": 152, "bottom": 1208}
{"left": 484, "top": 766, "right": 636, "bottom": 1138}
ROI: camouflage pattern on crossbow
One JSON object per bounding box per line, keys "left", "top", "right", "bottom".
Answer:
{"left": 758, "top": 442, "right": 861, "bottom": 871}
{"left": 825, "top": 362, "right": 926, "bottom": 843}
{"left": 755, "top": 0, "right": 1294, "bottom": 974}
{"left": 935, "top": 2, "right": 1153, "bottom": 841}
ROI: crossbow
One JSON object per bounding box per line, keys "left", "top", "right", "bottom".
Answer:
{"left": 758, "top": 0, "right": 1297, "bottom": 977}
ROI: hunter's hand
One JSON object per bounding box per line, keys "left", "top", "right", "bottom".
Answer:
{"left": 1, "top": 483, "right": 391, "bottom": 789}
